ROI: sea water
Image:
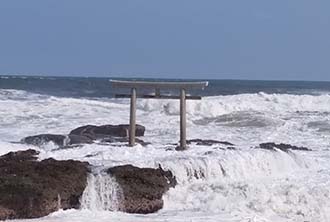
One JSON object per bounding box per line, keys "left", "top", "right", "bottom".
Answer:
{"left": 1, "top": 76, "right": 330, "bottom": 222}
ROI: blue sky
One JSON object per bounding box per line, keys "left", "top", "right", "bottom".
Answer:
{"left": 0, "top": 0, "right": 330, "bottom": 80}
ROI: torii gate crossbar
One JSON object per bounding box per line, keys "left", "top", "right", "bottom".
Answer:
{"left": 111, "top": 80, "right": 208, "bottom": 150}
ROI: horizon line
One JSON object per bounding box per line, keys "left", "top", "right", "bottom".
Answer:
{"left": 1, "top": 73, "right": 330, "bottom": 83}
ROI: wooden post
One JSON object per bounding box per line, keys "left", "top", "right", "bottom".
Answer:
{"left": 129, "top": 88, "right": 136, "bottom": 146}
{"left": 180, "top": 88, "right": 187, "bottom": 149}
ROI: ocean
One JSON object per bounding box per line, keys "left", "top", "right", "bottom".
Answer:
{"left": 1, "top": 75, "right": 330, "bottom": 222}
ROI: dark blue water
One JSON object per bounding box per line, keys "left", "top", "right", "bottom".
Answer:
{"left": 1, "top": 75, "right": 330, "bottom": 98}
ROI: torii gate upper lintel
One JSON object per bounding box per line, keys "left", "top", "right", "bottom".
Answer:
{"left": 110, "top": 80, "right": 208, "bottom": 150}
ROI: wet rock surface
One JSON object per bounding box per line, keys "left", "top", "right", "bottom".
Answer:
{"left": 22, "top": 134, "right": 67, "bottom": 146}
{"left": 107, "top": 164, "right": 177, "bottom": 214}
{"left": 257, "top": 142, "right": 311, "bottom": 152}
{"left": 187, "top": 139, "right": 234, "bottom": 146}
{"left": 0, "top": 149, "right": 89, "bottom": 220}
{"left": 22, "top": 134, "right": 93, "bottom": 147}
{"left": 69, "top": 124, "right": 145, "bottom": 139}
{"left": 20, "top": 124, "right": 147, "bottom": 148}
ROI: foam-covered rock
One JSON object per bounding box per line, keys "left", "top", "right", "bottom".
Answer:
{"left": 69, "top": 124, "right": 145, "bottom": 139}
{"left": 187, "top": 139, "right": 234, "bottom": 146}
{"left": 257, "top": 142, "right": 311, "bottom": 152}
{"left": 21, "top": 134, "right": 93, "bottom": 146}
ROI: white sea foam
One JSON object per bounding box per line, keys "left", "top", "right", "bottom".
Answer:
{"left": 2, "top": 89, "right": 330, "bottom": 222}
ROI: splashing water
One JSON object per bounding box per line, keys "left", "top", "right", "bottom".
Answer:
{"left": 80, "top": 173, "right": 124, "bottom": 211}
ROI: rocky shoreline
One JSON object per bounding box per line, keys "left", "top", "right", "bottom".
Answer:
{"left": 0, "top": 124, "right": 311, "bottom": 220}
{"left": 0, "top": 149, "right": 177, "bottom": 220}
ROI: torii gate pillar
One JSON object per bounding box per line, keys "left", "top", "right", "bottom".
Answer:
{"left": 129, "top": 87, "right": 137, "bottom": 146}
{"left": 179, "top": 88, "right": 186, "bottom": 149}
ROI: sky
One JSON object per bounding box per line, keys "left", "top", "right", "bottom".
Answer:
{"left": 0, "top": 0, "right": 330, "bottom": 81}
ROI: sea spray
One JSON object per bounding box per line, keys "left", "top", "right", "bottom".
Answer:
{"left": 161, "top": 150, "right": 330, "bottom": 221}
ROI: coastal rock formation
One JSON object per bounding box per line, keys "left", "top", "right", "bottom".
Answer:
{"left": 107, "top": 164, "right": 176, "bottom": 214}
{"left": 257, "top": 142, "right": 311, "bottom": 152}
{"left": 21, "top": 124, "right": 147, "bottom": 147}
{"left": 69, "top": 124, "right": 145, "bottom": 139}
{"left": 0, "top": 149, "right": 89, "bottom": 220}
{"left": 22, "top": 134, "right": 93, "bottom": 146}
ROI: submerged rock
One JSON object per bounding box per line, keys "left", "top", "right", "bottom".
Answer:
{"left": 20, "top": 124, "right": 147, "bottom": 148}
{"left": 69, "top": 124, "right": 145, "bottom": 139}
{"left": 107, "top": 164, "right": 176, "bottom": 214}
{"left": 187, "top": 139, "right": 234, "bottom": 146}
{"left": 100, "top": 137, "right": 151, "bottom": 147}
{"left": 21, "top": 134, "right": 93, "bottom": 147}
{"left": 171, "top": 139, "right": 235, "bottom": 151}
{"left": 257, "top": 142, "right": 311, "bottom": 152}
{"left": 0, "top": 149, "right": 89, "bottom": 220}
{"left": 22, "top": 134, "right": 67, "bottom": 146}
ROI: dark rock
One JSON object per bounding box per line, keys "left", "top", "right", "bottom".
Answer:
{"left": 21, "top": 134, "right": 93, "bottom": 147}
{"left": 69, "top": 125, "right": 97, "bottom": 139}
{"left": 100, "top": 137, "right": 151, "bottom": 147}
{"left": 21, "top": 124, "right": 146, "bottom": 148}
{"left": 0, "top": 149, "right": 39, "bottom": 162}
{"left": 21, "top": 134, "right": 67, "bottom": 146}
{"left": 258, "top": 143, "right": 311, "bottom": 152}
{"left": 68, "top": 134, "right": 93, "bottom": 145}
{"left": 187, "top": 139, "right": 234, "bottom": 146}
{"left": 0, "top": 149, "right": 89, "bottom": 220}
{"left": 69, "top": 124, "right": 145, "bottom": 140}
{"left": 107, "top": 164, "right": 176, "bottom": 214}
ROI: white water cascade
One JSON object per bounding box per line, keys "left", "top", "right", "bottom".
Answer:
{"left": 80, "top": 173, "right": 124, "bottom": 211}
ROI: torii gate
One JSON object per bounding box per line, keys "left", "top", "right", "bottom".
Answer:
{"left": 110, "top": 80, "right": 208, "bottom": 150}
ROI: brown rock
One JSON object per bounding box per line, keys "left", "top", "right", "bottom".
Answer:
{"left": 0, "top": 149, "right": 89, "bottom": 220}
{"left": 0, "top": 206, "right": 15, "bottom": 220}
{"left": 107, "top": 164, "right": 176, "bottom": 214}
